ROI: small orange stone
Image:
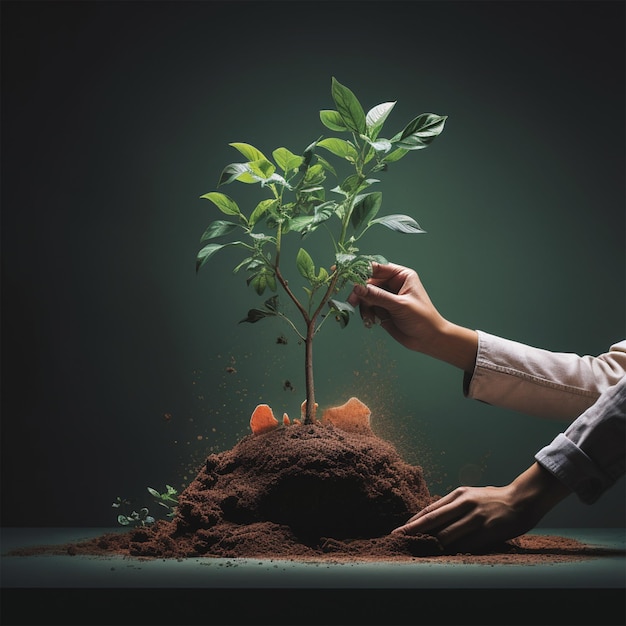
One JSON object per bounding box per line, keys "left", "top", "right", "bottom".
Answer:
{"left": 300, "top": 399, "right": 318, "bottom": 420}
{"left": 283, "top": 413, "right": 290, "bottom": 426}
{"left": 250, "top": 404, "right": 280, "bottom": 435}
{"left": 321, "top": 397, "right": 371, "bottom": 432}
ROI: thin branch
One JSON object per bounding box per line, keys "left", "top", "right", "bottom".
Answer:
{"left": 275, "top": 265, "right": 310, "bottom": 323}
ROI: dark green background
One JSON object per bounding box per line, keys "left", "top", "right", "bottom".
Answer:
{"left": 2, "top": 0, "right": 624, "bottom": 529}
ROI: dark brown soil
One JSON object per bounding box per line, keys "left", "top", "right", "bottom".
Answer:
{"left": 7, "top": 409, "right": 611, "bottom": 565}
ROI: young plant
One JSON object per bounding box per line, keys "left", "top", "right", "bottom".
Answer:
{"left": 112, "top": 485, "right": 178, "bottom": 526}
{"left": 147, "top": 484, "right": 178, "bottom": 519}
{"left": 112, "top": 496, "right": 155, "bottom": 527}
{"left": 196, "top": 77, "right": 446, "bottom": 424}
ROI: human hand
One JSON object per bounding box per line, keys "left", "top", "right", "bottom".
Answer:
{"left": 347, "top": 262, "right": 444, "bottom": 349}
{"left": 391, "top": 462, "right": 571, "bottom": 553}
{"left": 347, "top": 261, "right": 478, "bottom": 371}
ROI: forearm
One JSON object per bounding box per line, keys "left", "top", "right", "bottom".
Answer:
{"left": 420, "top": 320, "right": 478, "bottom": 373}
{"left": 510, "top": 461, "right": 571, "bottom": 518}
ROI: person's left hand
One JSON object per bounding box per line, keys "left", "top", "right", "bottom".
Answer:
{"left": 391, "top": 462, "right": 571, "bottom": 552}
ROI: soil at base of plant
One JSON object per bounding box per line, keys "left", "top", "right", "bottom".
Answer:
{"left": 7, "top": 421, "right": 611, "bottom": 565}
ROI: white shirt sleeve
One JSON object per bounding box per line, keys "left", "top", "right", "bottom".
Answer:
{"left": 463, "top": 331, "right": 626, "bottom": 420}
{"left": 535, "top": 376, "right": 626, "bottom": 504}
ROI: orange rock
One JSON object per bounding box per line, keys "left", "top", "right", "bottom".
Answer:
{"left": 250, "top": 404, "right": 280, "bottom": 435}
{"left": 300, "top": 399, "right": 318, "bottom": 421}
{"left": 321, "top": 397, "right": 372, "bottom": 432}
{"left": 283, "top": 413, "right": 290, "bottom": 426}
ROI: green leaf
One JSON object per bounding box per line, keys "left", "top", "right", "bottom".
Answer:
{"left": 363, "top": 254, "right": 388, "bottom": 265}
{"left": 351, "top": 192, "right": 382, "bottom": 231}
{"left": 273, "top": 147, "right": 303, "bottom": 172}
{"left": 382, "top": 148, "right": 409, "bottom": 163}
{"left": 318, "top": 137, "right": 359, "bottom": 161}
{"left": 247, "top": 158, "right": 276, "bottom": 180}
{"left": 264, "top": 295, "right": 279, "bottom": 312}
{"left": 335, "top": 252, "right": 356, "bottom": 267}
{"left": 329, "top": 298, "right": 355, "bottom": 314}
{"left": 335, "top": 255, "right": 375, "bottom": 284}
{"left": 196, "top": 241, "right": 245, "bottom": 272}
{"left": 196, "top": 243, "right": 226, "bottom": 271}
{"left": 300, "top": 138, "right": 320, "bottom": 169}
{"left": 262, "top": 173, "right": 291, "bottom": 189}
{"left": 200, "top": 220, "right": 240, "bottom": 242}
{"left": 147, "top": 487, "right": 160, "bottom": 499}
{"left": 302, "top": 163, "right": 326, "bottom": 186}
{"left": 331, "top": 77, "right": 366, "bottom": 134}
{"left": 336, "top": 175, "right": 378, "bottom": 196}
{"left": 316, "top": 266, "right": 329, "bottom": 282}
{"left": 248, "top": 232, "right": 275, "bottom": 243}
{"left": 315, "top": 155, "right": 337, "bottom": 177}
{"left": 232, "top": 256, "right": 254, "bottom": 273}
{"left": 247, "top": 268, "right": 277, "bottom": 295}
{"left": 238, "top": 295, "right": 279, "bottom": 320}
{"left": 239, "top": 308, "right": 272, "bottom": 324}
{"left": 369, "top": 214, "right": 426, "bottom": 234}
{"left": 249, "top": 198, "right": 277, "bottom": 228}
{"left": 290, "top": 202, "right": 337, "bottom": 235}
{"left": 366, "top": 101, "right": 396, "bottom": 139}
{"left": 200, "top": 192, "right": 242, "bottom": 216}
{"left": 118, "top": 515, "right": 130, "bottom": 526}
{"left": 289, "top": 215, "right": 316, "bottom": 234}
{"left": 328, "top": 299, "right": 355, "bottom": 329}
{"left": 296, "top": 248, "right": 315, "bottom": 280}
{"left": 217, "top": 162, "right": 258, "bottom": 186}
{"left": 229, "top": 142, "right": 268, "bottom": 162}
{"left": 320, "top": 109, "right": 348, "bottom": 132}
{"left": 361, "top": 135, "right": 392, "bottom": 153}
{"left": 392, "top": 113, "right": 447, "bottom": 150}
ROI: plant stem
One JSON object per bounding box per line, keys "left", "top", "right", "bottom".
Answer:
{"left": 302, "top": 273, "right": 340, "bottom": 424}
{"left": 304, "top": 321, "right": 315, "bottom": 424}
{"left": 273, "top": 265, "right": 317, "bottom": 424}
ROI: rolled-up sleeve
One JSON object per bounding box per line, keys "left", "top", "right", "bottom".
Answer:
{"left": 534, "top": 376, "right": 626, "bottom": 504}
{"left": 464, "top": 332, "right": 626, "bottom": 420}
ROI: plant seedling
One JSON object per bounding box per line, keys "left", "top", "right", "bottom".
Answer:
{"left": 112, "top": 485, "right": 178, "bottom": 526}
{"left": 197, "top": 77, "right": 446, "bottom": 423}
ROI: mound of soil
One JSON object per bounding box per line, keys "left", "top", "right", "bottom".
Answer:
{"left": 79, "top": 419, "right": 446, "bottom": 560}
{"left": 10, "top": 410, "right": 603, "bottom": 564}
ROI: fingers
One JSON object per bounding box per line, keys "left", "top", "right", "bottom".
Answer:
{"left": 347, "top": 261, "right": 417, "bottom": 330}
{"left": 369, "top": 261, "right": 409, "bottom": 282}
{"left": 350, "top": 284, "right": 399, "bottom": 329}
{"left": 368, "top": 261, "right": 415, "bottom": 292}
{"left": 391, "top": 489, "right": 486, "bottom": 548}
{"left": 392, "top": 490, "right": 463, "bottom": 535}
{"left": 392, "top": 486, "right": 520, "bottom": 552}
{"left": 358, "top": 304, "right": 394, "bottom": 330}
{"left": 352, "top": 282, "right": 403, "bottom": 311}
{"left": 347, "top": 261, "right": 411, "bottom": 304}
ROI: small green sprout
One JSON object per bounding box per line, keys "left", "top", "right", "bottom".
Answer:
{"left": 147, "top": 484, "right": 178, "bottom": 519}
{"left": 112, "top": 485, "right": 179, "bottom": 527}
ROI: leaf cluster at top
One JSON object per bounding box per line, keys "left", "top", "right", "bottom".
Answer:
{"left": 196, "top": 77, "right": 446, "bottom": 336}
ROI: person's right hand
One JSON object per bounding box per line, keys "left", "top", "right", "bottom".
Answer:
{"left": 347, "top": 262, "right": 478, "bottom": 371}
{"left": 347, "top": 262, "right": 445, "bottom": 349}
